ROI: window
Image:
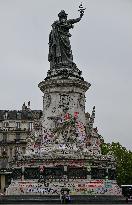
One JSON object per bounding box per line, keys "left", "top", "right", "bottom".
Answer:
{"left": 4, "top": 112, "right": 8, "bottom": 120}
{"left": 16, "top": 133, "right": 20, "bottom": 141}
{"left": 10, "top": 148, "right": 12, "bottom": 158}
{"left": 2, "top": 148, "right": 7, "bottom": 157}
{"left": 17, "top": 112, "right": 21, "bottom": 120}
{"left": 29, "top": 122, "right": 33, "bottom": 131}
{"left": 3, "top": 133, "right": 7, "bottom": 142}
{"left": 3, "top": 122, "right": 9, "bottom": 127}
{"left": 16, "top": 122, "right": 20, "bottom": 129}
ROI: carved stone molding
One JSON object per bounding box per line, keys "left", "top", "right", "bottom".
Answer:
{"left": 39, "top": 78, "right": 91, "bottom": 93}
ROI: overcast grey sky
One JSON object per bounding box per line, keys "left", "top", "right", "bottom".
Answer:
{"left": 0, "top": 0, "right": 132, "bottom": 150}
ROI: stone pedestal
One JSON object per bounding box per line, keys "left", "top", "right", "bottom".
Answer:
{"left": 4, "top": 10, "right": 122, "bottom": 197}
{"left": 38, "top": 78, "right": 91, "bottom": 129}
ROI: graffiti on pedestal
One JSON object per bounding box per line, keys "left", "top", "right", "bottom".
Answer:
{"left": 22, "top": 111, "right": 102, "bottom": 160}
{"left": 59, "top": 94, "right": 72, "bottom": 112}
{"left": 6, "top": 180, "right": 122, "bottom": 195}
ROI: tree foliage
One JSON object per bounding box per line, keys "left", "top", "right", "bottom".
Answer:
{"left": 101, "top": 142, "right": 132, "bottom": 185}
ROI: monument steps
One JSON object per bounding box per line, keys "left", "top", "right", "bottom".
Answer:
{"left": 0, "top": 195, "right": 126, "bottom": 204}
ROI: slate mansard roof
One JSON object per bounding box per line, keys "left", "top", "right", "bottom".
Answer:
{"left": 0, "top": 110, "right": 43, "bottom": 121}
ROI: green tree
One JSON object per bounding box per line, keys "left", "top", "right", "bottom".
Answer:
{"left": 101, "top": 141, "right": 132, "bottom": 185}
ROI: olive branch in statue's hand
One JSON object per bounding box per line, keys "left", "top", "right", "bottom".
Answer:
{"left": 78, "top": 2, "right": 86, "bottom": 18}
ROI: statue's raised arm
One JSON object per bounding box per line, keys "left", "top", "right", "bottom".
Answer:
{"left": 48, "top": 5, "right": 86, "bottom": 70}
{"left": 68, "top": 3, "right": 86, "bottom": 25}
{"left": 67, "top": 15, "right": 82, "bottom": 25}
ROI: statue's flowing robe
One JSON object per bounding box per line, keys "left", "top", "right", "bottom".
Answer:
{"left": 48, "top": 18, "right": 81, "bottom": 68}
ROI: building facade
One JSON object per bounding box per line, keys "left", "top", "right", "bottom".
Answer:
{"left": 0, "top": 103, "right": 42, "bottom": 191}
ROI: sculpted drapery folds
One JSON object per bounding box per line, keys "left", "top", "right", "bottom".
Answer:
{"left": 48, "top": 10, "right": 83, "bottom": 69}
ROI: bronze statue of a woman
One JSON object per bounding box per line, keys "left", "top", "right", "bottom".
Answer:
{"left": 48, "top": 6, "right": 85, "bottom": 70}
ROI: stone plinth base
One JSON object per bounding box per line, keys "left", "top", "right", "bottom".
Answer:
{"left": 0, "top": 195, "right": 126, "bottom": 204}
{"left": 6, "top": 179, "right": 122, "bottom": 196}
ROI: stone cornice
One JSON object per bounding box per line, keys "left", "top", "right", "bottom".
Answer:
{"left": 38, "top": 79, "right": 91, "bottom": 93}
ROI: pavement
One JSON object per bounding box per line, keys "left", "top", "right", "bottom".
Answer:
{"left": 0, "top": 204, "right": 130, "bottom": 205}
